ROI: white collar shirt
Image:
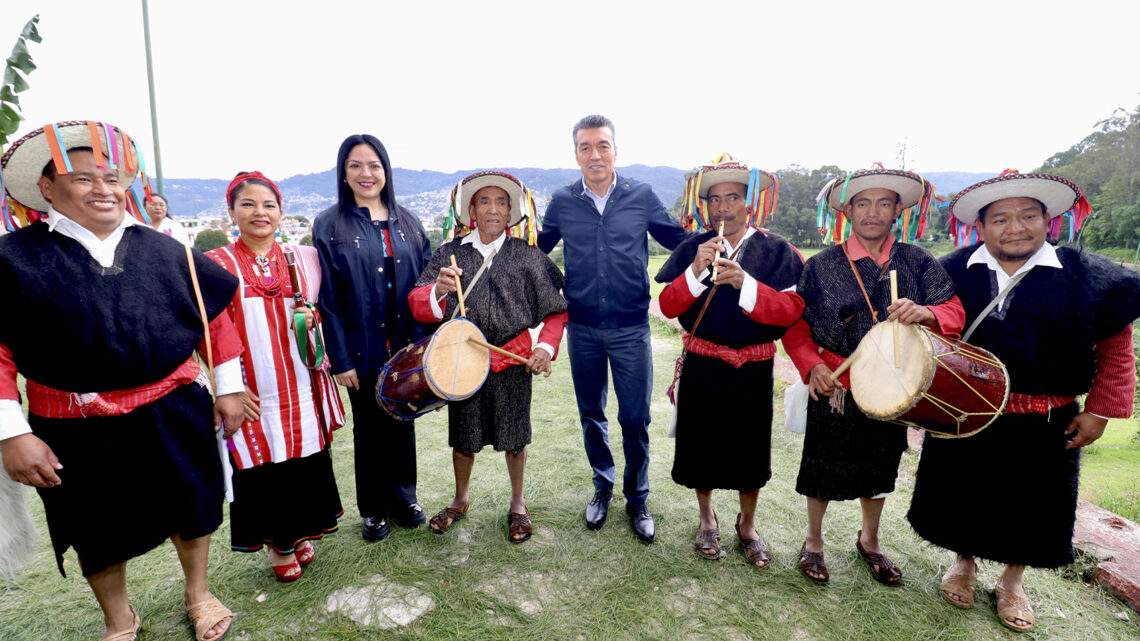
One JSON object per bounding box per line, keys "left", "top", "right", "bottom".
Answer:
{"left": 46, "top": 206, "right": 136, "bottom": 268}
{"left": 966, "top": 242, "right": 1063, "bottom": 312}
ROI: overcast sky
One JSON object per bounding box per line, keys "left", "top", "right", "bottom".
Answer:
{"left": 2, "top": 0, "right": 1137, "bottom": 181}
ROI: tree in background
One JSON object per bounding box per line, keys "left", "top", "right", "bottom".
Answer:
{"left": 299, "top": 234, "right": 312, "bottom": 246}
{"left": 0, "top": 15, "right": 40, "bottom": 147}
{"left": 194, "top": 229, "right": 228, "bottom": 252}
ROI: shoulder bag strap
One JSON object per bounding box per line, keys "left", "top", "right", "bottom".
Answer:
{"left": 961, "top": 270, "right": 1029, "bottom": 343}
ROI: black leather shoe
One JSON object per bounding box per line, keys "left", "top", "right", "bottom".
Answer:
{"left": 627, "top": 504, "right": 656, "bottom": 543}
{"left": 585, "top": 490, "right": 613, "bottom": 530}
{"left": 393, "top": 502, "right": 426, "bottom": 528}
{"left": 361, "top": 516, "right": 391, "bottom": 542}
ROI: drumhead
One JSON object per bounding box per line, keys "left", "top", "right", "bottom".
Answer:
{"left": 850, "top": 321, "right": 935, "bottom": 419}
{"left": 423, "top": 318, "right": 491, "bottom": 400}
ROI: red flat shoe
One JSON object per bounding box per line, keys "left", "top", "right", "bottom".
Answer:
{"left": 273, "top": 557, "right": 302, "bottom": 582}
{"left": 294, "top": 541, "right": 315, "bottom": 567}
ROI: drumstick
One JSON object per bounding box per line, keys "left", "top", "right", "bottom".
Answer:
{"left": 466, "top": 335, "right": 529, "bottom": 364}
{"left": 450, "top": 255, "right": 466, "bottom": 318}
{"left": 829, "top": 355, "right": 855, "bottom": 382}
{"left": 711, "top": 221, "right": 725, "bottom": 281}
{"left": 890, "top": 269, "right": 900, "bottom": 368}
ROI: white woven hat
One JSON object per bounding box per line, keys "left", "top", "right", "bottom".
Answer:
{"left": 949, "top": 171, "right": 1080, "bottom": 225}
{"left": 453, "top": 171, "right": 529, "bottom": 227}
{"left": 826, "top": 168, "right": 926, "bottom": 210}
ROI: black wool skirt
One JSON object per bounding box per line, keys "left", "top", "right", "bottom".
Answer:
{"left": 447, "top": 364, "right": 532, "bottom": 454}
{"left": 229, "top": 448, "right": 343, "bottom": 554}
{"left": 31, "top": 384, "right": 224, "bottom": 577}
{"left": 907, "top": 403, "right": 1080, "bottom": 568}
{"left": 672, "top": 354, "right": 773, "bottom": 491}
{"left": 795, "top": 392, "right": 908, "bottom": 501}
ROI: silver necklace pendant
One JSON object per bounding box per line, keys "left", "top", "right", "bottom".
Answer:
{"left": 254, "top": 255, "right": 271, "bottom": 276}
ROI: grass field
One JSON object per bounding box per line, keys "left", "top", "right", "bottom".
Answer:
{"left": 1, "top": 324, "right": 1138, "bottom": 641}
{"left": 1080, "top": 417, "right": 1140, "bottom": 522}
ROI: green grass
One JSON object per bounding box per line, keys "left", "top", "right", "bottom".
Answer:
{"left": 1080, "top": 417, "right": 1140, "bottom": 522}
{"left": 2, "top": 327, "right": 1139, "bottom": 641}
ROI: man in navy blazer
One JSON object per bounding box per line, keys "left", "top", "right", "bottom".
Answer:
{"left": 538, "top": 114, "right": 688, "bottom": 543}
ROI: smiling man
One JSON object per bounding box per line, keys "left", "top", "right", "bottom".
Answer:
{"left": 410, "top": 171, "right": 567, "bottom": 544}
{"left": 654, "top": 158, "right": 804, "bottom": 567}
{"left": 782, "top": 168, "right": 965, "bottom": 588}
{"left": 907, "top": 172, "right": 1140, "bottom": 633}
{"left": 0, "top": 121, "right": 244, "bottom": 641}
{"left": 537, "top": 115, "right": 689, "bottom": 543}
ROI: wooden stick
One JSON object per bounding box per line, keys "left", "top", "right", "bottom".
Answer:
{"left": 466, "top": 335, "right": 529, "bottom": 364}
{"left": 890, "top": 269, "right": 900, "bottom": 368}
{"left": 711, "top": 220, "right": 725, "bottom": 281}
{"left": 829, "top": 355, "right": 855, "bottom": 382}
{"left": 450, "top": 254, "right": 466, "bottom": 318}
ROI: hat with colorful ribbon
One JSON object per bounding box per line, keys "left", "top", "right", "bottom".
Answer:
{"left": 947, "top": 169, "right": 1091, "bottom": 246}
{"left": 679, "top": 153, "right": 779, "bottom": 232}
{"left": 0, "top": 120, "right": 152, "bottom": 231}
{"left": 441, "top": 170, "right": 539, "bottom": 245}
{"left": 815, "top": 164, "right": 936, "bottom": 245}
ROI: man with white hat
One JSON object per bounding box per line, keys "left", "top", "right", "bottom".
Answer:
{"left": 655, "top": 156, "right": 804, "bottom": 567}
{"left": 0, "top": 121, "right": 243, "bottom": 641}
{"left": 409, "top": 171, "right": 567, "bottom": 543}
{"left": 783, "top": 168, "right": 965, "bottom": 587}
{"left": 907, "top": 171, "right": 1140, "bottom": 632}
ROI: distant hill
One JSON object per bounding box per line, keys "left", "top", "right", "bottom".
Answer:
{"left": 160, "top": 165, "right": 985, "bottom": 224}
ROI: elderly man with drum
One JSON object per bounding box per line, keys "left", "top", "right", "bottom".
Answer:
{"left": 655, "top": 157, "right": 804, "bottom": 567}
{"left": 907, "top": 172, "right": 1140, "bottom": 633}
{"left": 783, "top": 168, "right": 965, "bottom": 587}
{"left": 409, "top": 171, "right": 568, "bottom": 543}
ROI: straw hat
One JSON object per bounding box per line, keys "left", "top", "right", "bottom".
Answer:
{"left": 453, "top": 170, "right": 530, "bottom": 227}
{"left": 949, "top": 171, "right": 1081, "bottom": 226}
{"left": 825, "top": 168, "right": 926, "bottom": 210}
{"left": 697, "top": 160, "right": 774, "bottom": 198}
{"left": 1, "top": 121, "right": 140, "bottom": 213}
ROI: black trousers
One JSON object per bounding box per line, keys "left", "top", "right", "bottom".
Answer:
{"left": 346, "top": 375, "right": 418, "bottom": 519}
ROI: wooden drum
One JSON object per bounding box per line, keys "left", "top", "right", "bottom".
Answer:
{"left": 375, "top": 318, "right": 490, "bottom": 421}
{"left": 849, "top": 322, "right": 1009, "bottom": 438}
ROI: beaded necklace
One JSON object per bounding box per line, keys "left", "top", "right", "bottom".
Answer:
{"left": 233, "top": 238, "right": 288, "bottom": 298}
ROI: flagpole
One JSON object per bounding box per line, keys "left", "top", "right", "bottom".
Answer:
{"left": 141, "top": 0, "right": 163, "bottom": 193}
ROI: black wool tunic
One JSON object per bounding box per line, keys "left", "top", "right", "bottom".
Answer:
{"left": 0, "top": 224, "right": 238, "bottom": 576}
{"left": 416, "top": 236, "right": 566, "bottom": 453}
{"left": 907, "top": 245, "right": 1140, "bottom": 567}
{"left": 655, "top": 229, "right": 803, "bottom": 491}
{"left": 795, "top": 241, "right": 956, "bottom": 501}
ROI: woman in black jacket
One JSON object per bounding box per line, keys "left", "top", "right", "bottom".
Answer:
{"left": 313, "top": 134, "right": 432, "bottom": 541}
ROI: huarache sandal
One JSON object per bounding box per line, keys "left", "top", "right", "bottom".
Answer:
{"left": 734, "top": 513, "right": 771, "bottom": 569}
{"left": 939, "top": 560, "right": 977, "bottom": 609}
{"left": 100, "top": 604, "right": 141, "bottom": 641}
{"left": 508, "top": 507, "right": 533, "bottom": 543}
{"left": 184, "top": 593, "right": 234, "bottom": 641}
{"left": 694, "top": 511, "right": 721, "bottom": 560}
{"left": 429, "top": 502, "right": 470, "bottom": 534}
{"left": 798, "top": 543, "right": 829, "bottom": 585}
{"left": 855, "top": 530, "right": 902, "bottom": 587}
{"left": 994, "top": 581, "right": 1035, "bottom": 632}
{"left": 272, "top": 557, "right": 302, "bottom": 583}
{"left": 294, "top": 541, "right": 315, "bottom": 567}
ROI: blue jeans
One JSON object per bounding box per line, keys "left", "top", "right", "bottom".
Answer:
{"left": 566, "top": 321, "right": 652, "bottom": 507}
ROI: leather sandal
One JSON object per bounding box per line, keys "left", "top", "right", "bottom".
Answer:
{"left": 184, "top": 593, "right": 234, "bottom": 641}
{"left": 294, "top": 541, "right": 315, "bottom": 567}
{"left": 693, "top": 511, "right": 721, "bottom": 560}
{"left": 734, "top": 513, "right": 771, "bottom": 569}
{"left": 100, "top": 604, "right": 141, "bottom": 641}
{"left": 994, "top": 581, "right": 1035, "bottom": 632}
{"left": 798, "top": 543, "right": 829, "bottom": 585}
{"left": 508, "top": 507, "right": 533, "bottom": 543}
{"left": 429, "top": 502, "right": 470, "bottom": 534}
{"left": 939, "top": 561, "right": 976, "bottom": 609}
{"left": 855, "top": 530, "right": 902, "bottom": 587}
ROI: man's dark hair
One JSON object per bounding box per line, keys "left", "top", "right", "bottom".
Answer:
{"left": 977, "top": 198, "right": 1046, "bottom": 224}
{"left": 572, "top": 114, "right": 615, "bottom": 145}
{"left": 41, "top": 146, "right": 94, "bottom": 180}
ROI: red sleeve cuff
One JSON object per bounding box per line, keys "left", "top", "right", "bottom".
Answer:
{"left": 928, "top": 295, "right": 965, "bottom": 339}
{"left": 1085, "top": 325, "right": 1137, "bottom": 418}
{"left": 201, "top": 310, "right": 244, "bottom": 365}
{"left": 781, "top": 318, "right": 825, "bottom": 383}
{"left": 659, "top": 273, "right": 698, "bottom": 319}
{"left": 0, "top": 342, "right": 19, "bottom": 401}
{"left": 409, "top": 284, "right": 440, "bottom": 322}
{"left": 745, "top": 282, "right": 804, "bottom": 327}
{"left": 537, "top": 311, "right": 569, "bottom": 359}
